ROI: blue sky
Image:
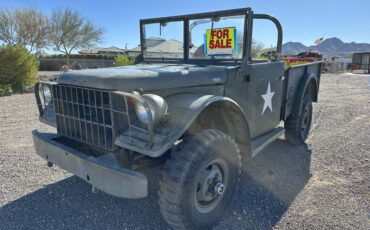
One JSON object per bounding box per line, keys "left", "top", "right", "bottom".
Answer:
{"left": 1, "top": 0, "right": 370, "bottom": 51}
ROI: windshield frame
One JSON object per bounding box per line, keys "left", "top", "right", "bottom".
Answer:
{"left": 139, "top": 8, "right": 252, "bottom": 63}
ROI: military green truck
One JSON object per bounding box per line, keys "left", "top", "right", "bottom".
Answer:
{"left": 33, "top": 7, "right": 321, "bottom": 230}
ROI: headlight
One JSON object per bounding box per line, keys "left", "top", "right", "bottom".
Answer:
{"left": 134, "top": 94, "right": 168, "bottom": 125}
{"left": 135, "top": 101, "right": 155, "bottom": 124}
{"left": 35, "top": 82, "right": 56, "bottom": 128}
{"left": 42, "top": 84, "right": 52, "bottom": 104}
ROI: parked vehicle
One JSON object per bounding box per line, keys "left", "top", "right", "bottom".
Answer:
{"left": 33, "top": 7, "right": 322, "bottom": 229}
{"left": 297, "top": 51, "right": 322, "bottom": 59}
{"left": 284, "top": 50, "right": 323, "bottom": 67}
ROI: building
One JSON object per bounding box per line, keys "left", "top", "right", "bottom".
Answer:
{"left": 79, "top": 46, "right": 126, "bottom": 56}
{"left": 79, "top": 37, "right": 197, "bottom": 58}
{"left": 126, "top": 46, "right": 142, "bottom": 57}
{"left": 126, "top": 37, "right": 167, "bottom": 56}
{"left": 126, "top": 37, "right": 198, "bottom": 57}
{"left": 352, "top": 52, "right": 370, "bottom": 73}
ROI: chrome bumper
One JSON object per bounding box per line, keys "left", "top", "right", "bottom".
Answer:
{"left": 32, "top": 130, "right": 148, "bottom": 199}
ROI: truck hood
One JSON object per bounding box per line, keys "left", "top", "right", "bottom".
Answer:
{"left": 57, "top": 64, "right": 230, "bottom": 91}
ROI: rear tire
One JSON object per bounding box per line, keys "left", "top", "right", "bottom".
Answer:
{"left": 285, "top": 94, "right": 313, "bottom": 145}
{"left": 158, "top": 129, "right": 241, "bottom": 230}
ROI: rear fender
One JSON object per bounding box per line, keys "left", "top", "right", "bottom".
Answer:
{"left": 292, "top": 73, "right": 319, "bottom": 116}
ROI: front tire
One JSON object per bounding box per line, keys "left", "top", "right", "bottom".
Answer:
{"left": 158, "top": 129, "right": 241, "bottom": 230}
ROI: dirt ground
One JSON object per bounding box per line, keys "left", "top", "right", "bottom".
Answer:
{"left": 0, "top": 73, "right": 369, "bottom": 229}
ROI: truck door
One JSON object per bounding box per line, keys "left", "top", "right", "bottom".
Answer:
{"left": 247, "top": 62, "right": 285, "bottom": 137}
{"left": 247, "top": 18, "right": 285, "bottom": 137}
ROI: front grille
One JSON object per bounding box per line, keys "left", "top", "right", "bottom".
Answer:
{"left": 50, "top": 84, "right": 154, "bottom": 152}
{"left": 52, "top": 85, "right": 118, "bottom": 151}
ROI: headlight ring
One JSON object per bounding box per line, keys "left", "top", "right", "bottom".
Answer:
{"left": 134, "top": 94, "right": 168, "bottom": 125}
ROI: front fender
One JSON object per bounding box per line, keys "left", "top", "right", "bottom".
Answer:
{"left": 165, "top": 93, "right": 230, "bottom": 132}
{"left": 123, "top": 93, "right": 248, "bottom": 157}
{"left": 165, "top": 93, "right": 250, "bottom": 153}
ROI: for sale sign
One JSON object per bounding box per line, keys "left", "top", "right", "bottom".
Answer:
{"left": 205, "top": 27, "right": 237, "bottom": 56}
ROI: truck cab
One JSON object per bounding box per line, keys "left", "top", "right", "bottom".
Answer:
{"left": 33, "top": 7, "right": 321, "bottom": 229}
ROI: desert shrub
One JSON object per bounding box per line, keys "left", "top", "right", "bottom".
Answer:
{"left": 0, "top": 45, "right": 39, "bottom": 92}
{"left": 0, "top": 84, "right": 12, "bottom": 96}
{"left": 113, "top": 55, "right": 135, "bottom": 66}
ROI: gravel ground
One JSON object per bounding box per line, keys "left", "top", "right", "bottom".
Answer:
{"left": 0, "top": 73, "right": 369, "bottom": 229}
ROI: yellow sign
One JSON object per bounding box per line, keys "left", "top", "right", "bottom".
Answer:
{"left": 205, "top": 27, "right": 236, "bottom": 55}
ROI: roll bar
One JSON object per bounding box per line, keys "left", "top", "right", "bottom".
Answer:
{"left": 253, "top": 13, "right": 283, "bottom": 54}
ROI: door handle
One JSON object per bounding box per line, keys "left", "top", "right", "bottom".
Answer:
{"left": 276, "top": 76, "right": 285, "bottom": 81}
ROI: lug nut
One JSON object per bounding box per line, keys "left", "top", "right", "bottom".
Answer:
{"left": 92, "top": 186, "right": 99, "bottom": 193}
{"left": 214, "top": 182, "right": 225, "bottom": 195}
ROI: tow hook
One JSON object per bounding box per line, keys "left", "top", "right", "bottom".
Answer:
{"left": 47, "top": 161, "right": 53, "bottom": 167}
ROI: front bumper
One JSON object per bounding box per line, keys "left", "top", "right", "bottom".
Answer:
{"left": 32, "top": 130, "right": 148, "bottom": 199}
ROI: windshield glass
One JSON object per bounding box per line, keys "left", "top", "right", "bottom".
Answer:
{"left": 141, "top": 13, "right": 246, "bottom": 61}
{"left": 189, "top": 15, "right": 245, "bottom": 59}
{"left": 143, "top": 21, "right": 184, "bottom": 59}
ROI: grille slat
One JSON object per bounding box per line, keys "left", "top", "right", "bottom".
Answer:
{"left": 124, "top": 97, "right": 132, "bottom": 144}
{"left": 93, "top": 91, "right": 101, "bottom": 147}
{"left": 64, "top": 87, "right": 72, "bottom": 137}
{"left": 53, "top": 85, "right": 119, "bottom": 151}
{"left": 100, "top": 92, "right": 107, "bottom": 149}
{"left": 75, "top": 87, "right": 83, "bottom": 140}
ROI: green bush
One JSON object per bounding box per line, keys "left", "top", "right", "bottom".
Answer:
{"left": 113, "top": 55, "right": 136, "bottom": 66}
{"left": 0, "top": 45, "right": 39, "bottom": 92}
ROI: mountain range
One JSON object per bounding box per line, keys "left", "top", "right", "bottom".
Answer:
{"left": 282, "top": 37, "right": 370, "bottom": 57}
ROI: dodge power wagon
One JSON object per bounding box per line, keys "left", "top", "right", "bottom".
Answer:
{"left": 33, "top": 7, "right": 321, "bottom": 229}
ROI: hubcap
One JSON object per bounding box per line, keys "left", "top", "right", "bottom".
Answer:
{"left": 194, "top": 159, "right": 228, "bottom": 213}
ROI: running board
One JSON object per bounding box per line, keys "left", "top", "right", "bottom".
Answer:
{"left": 251, "top": 127, "right": 285, "bottom": 158}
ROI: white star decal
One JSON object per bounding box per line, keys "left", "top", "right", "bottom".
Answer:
{"left": 261, "top": 81, "right": 275, "bottom": 115}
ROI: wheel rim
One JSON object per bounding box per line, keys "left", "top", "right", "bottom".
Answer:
{"left": 301, "top": 103, "right": 312, "bottom": 138}
{"left": 193, "top": 159, "right": 228, "bottom": 213}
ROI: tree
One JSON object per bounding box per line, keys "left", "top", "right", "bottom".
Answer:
{"left": 0, "top": 7, "right": 49, "bottom": 53}
{"left": 0, "top": 9, "right": 14, "bottom": 45}
{"left": 50, "top": 8, "right": 103, "bottom": 66}
{"left": 251, "top": 39, "right": 265, "bottom": 58}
